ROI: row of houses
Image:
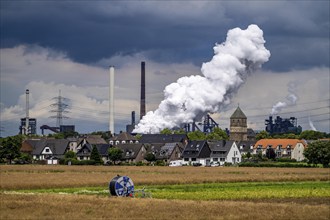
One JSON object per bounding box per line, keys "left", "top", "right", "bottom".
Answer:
{"left": 21, "top": 132, "right": 308, "bottom": 165}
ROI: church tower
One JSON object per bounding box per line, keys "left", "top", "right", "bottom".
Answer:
{"left": 230, "top": 106, "right": 248, "bottom": 142}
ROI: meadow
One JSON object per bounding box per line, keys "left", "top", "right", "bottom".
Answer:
{"left": 1, "top": 165, "right": 330, "bottom": 219}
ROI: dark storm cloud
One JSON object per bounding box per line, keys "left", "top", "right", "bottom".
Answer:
{"left": 1, "top": 1, "right": 329, "bottom": 71}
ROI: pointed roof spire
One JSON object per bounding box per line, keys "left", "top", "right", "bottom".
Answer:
{"left": 230, "top": 106, "right": 247, "bottom": 119}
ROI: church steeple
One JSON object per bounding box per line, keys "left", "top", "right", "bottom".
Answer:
{"left": 229, "top": 106, "right": 248, "bottom": 142}
{"left": 230, "top": 106, "right": 247, "bottom": 119}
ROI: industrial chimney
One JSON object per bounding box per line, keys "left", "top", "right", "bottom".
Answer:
{"left": 25, "top": 89, "right": 30, "bottom": 135}
{"left": 140, "top": 61, "right": 146, "bottom": 120}
{"left": 109, "top": 66, "right": 115, "bottom": 134}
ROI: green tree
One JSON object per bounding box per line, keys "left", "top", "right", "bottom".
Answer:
{"left": 91, "top": 131, "right": 112, "bottom": 142}
{"left": 144, "top": 152, "right": 156, "bottom": 163}
{"left": 0, "top": 135, "right": 24, "bottom": 164}
{"left": 135, "top": 134, "right": 142, "bottom": 141}
{"left": 173, "top": 129, "right": 186, "bottom": 134}
{"left": 256, "top": 131, "right": 270, "bottom": 140}
{"left": 299, "top": 130, "right": 326, "bottom": 140}
{"left": 187, "top": 131, "right": 206, "bottom": 140}
{"left": 19, "top": 153, "right": 32, "bottom": 164}
{"left": 90, "top": 145, "right": 103, "bottom": 164}
{"left": 64, "top": 150, "right": 77, "bottom": 159}
{"left": 246, "top": 151, "right": 252, "bottom": 159}
{"left": 160, "top": 128, "right": 173, "bottom": 135}
{"left": 265, "top": 148, "right": 276, "bottom": 160}
{"left": 206, "top": 127, "right": 229, "bottom": 140}
{"left": 108, "top": 147, "right": 123, "bottom": 165}
{"left": 304, "top": 141, "right": 330, "bottom": 167}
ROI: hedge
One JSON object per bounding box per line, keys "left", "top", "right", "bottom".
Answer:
{"left": 239, "top": 162, "right": 315, "bottom": 168}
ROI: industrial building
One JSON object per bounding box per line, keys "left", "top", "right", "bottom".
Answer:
{"left": 265, "top": 116, "right": 302, "bottom": 135}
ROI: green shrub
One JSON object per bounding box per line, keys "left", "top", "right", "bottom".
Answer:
{"left": 276, "top": 158, "right": 297, "bottom": 163}
{"left": 136, "top": 161, "right": 145, "bottom": 166}
{"left": 239, "top": 162, "right": 314, "bottom": 168}
{"left": 155, "top": 160, "right": 166, "bottom": 166}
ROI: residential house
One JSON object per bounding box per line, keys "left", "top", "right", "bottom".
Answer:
{"left": 140, "top": 134, "right": 189, "bottom": 146}
{"left": 145, "top": 142, "right": 184, "bottom": 164}
{"left": 237, "top": 140, "right": 256, "bottom": 156}
{"left": 67, "top": 137, "right": 80, "bottom": 153}
{"left": 76, "top": 143, "right": 110, "bottom": 163}
{"left": 181, "top": 140, "right": 211, "bottom": 166}
{"left": 109, "top": 132, "right": 138, "bottom": 145}
{"left": 209, "top": 140, "right": 241, "bottom": 165}
{"left": 254, "top": 139, "right": 307, "bottom": 161}
{"left": 156, "top": 142, "right": 184, "bottom": 163}
{"left": 116, "top": 143, "right": 147, "bottom": 163}
{"left": 21, "top": 138, "right": 40, "bottom": 154}
{"left": 22, "top": 139, "right": 70, "bottom": 164}
{"left": 97, "top": 144, "right": 111, "bottom": 163}
{"left": 76, "top": 135, "right": 106, "bottom": 152}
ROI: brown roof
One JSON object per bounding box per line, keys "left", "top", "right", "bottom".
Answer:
{"left": 111, "top": 132, "right": 137, "bottom": 141}
{"left": 85, "top": 135, "right": 107, "bottom": 144}
{"left": 254, "top": 139, "right": 306, "bottom": 149}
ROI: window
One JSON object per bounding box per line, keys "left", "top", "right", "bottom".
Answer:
{"left": 45, "top": 148, "right": 50, "bottom": 153}
{"left": 257, "top": 146, "right": 262, "bottom": 153}
{"left": 220, "top": 158, "right": 225, "bottom": 161}
{"left": 184, "top": 158, "right": 189, "bottom": 161}
{"left": 213, "top": 158, "right": 218, "bottom": 162}
{"left": 191, "top": 158, "right": 196, "bottom": 161}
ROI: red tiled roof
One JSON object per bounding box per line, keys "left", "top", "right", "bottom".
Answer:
{"left": 254, "top": 139, "right": 306, "bottom": 149}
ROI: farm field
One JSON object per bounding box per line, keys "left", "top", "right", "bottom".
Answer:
{"left": 1, "top": 165, "right": 330, "bottom": 219}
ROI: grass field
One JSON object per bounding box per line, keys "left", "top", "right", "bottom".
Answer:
{"left": 1, "top": 165, "right": 329, "bottom": 219}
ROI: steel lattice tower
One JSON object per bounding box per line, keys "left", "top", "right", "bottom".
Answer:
{"left": 49, "top": 90, "right": 70, "bottom": 127}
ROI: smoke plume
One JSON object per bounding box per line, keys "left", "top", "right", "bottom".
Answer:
{"left": 271, "top": 82, "right": 298, "bottom": 115}
{"left": 134, "top": 24, "right": 270, "bottom": 134}
{"left": 308, "top": 116, "right": 317, "bottom": 131}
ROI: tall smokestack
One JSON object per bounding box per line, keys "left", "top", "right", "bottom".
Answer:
{"left": 140, "top": 61, "right": 146, "bottom": 120}
{"left": 109, "top": 66, "right": 115, "bottom": 134}
{"left": 132, "top": 111, "right": 136, "bottom": 125}
{"left": 25, "top": 89, "right": 29, "bottom": 135}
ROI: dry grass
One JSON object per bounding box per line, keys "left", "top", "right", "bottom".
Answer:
{"left": 1, "top": 165, "right": 329, "bottom": 219}
{"left": 1, "top": 165, "right": 329, "bottom": 190}
{"left": 1, "top": 193, "right": 329, "bottom": 220}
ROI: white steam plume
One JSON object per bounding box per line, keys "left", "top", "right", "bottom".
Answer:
{"left": 134, "top": 24, "right": 271, "bottom": 134}
{"left": 271, "top": 82, "right": 298, "bottom": 115}
{"left": 308, "top": 116, "right": 317, "bottom": 131}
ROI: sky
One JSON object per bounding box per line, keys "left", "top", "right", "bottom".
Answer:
{"left": 0, "top": 0, "right": 329, "bottom": 137}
